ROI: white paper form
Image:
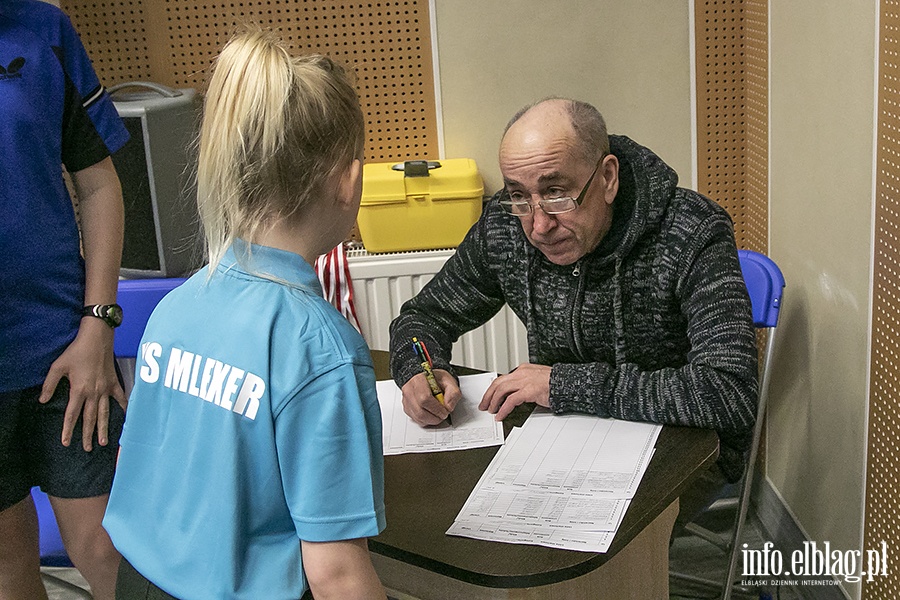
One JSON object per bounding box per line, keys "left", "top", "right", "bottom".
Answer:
{"left": 494, "top": 409, "right": 661, "bottom": 497}
{"left": 455, "top": 486, "right": 629, "bottom": 531}
{"left": 447, "top": 412, "right": 662, "bottom": 553}
{"left": 377, "top": 372, "right": 505, "bottom": 455}
{"left": 451, "top": 429, "right": 629, "bottom": 532}
{"left": 446, "top": 518, "right": 617, "bottom": 553}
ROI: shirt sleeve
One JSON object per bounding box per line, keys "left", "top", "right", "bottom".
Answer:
{"left": 389, "top": 205, "right": 508, "bottom": 386}
{"left": 276, "top": 361, "right": 386, "bottom": 542}
{"left": 54, "top": 9, "right": 128, "bottom": 171}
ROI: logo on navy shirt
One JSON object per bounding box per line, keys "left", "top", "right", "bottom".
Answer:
{"left": 0, "top": 57, "right": 25, "bottom": 81}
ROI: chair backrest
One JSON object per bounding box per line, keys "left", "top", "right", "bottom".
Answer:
{"left": 737, "top": 250, "right": 785, "bottom": 329}
{"left": 115, "top": 277, "right": 188, "bottom": 359}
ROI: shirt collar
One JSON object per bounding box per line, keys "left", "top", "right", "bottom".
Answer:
{"left": 219, "top": 239, "right": 323, "bottom": 296}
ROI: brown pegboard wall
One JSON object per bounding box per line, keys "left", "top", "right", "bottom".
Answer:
{"left": 863, "top": 2, "right": 900, "bottom": 598}
{"left": 61, "top": 0, "right": 440, "bottom": 165}
{"left": 695, "top": 0, "right": 768, "bottom": 255}
{"left": 63, "top": 1, "right": 153, "bottom": 85}
{"left": 743, "top": 0, "right": 768, "bottom": 255}
{"left": 696, "top": 0, "right": 769, "bottom": 467}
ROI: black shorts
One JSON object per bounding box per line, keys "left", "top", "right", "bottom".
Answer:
{"left": 116, "top": 558, "right": 316, "bottom": 600}
{"left": 0, "top": 377, "right": 125, "bottom": 511}
{"left": 116, "top": 558, "right": 179, "bottom": 600}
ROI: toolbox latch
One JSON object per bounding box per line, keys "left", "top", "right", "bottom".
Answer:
{"left": 393, "top": 160, "right": 442, "bottom": 177}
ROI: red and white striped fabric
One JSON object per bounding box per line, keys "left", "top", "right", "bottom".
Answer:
{"left": 314, "top": 243, "right": 362, "bottom": 333}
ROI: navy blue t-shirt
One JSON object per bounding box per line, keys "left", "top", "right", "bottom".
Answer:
{"left": 0, "top": 0, "right": 129, "bottom": 392}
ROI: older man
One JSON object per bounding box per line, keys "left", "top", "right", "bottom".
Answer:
{"left": 389, "top": 98, "right": 758, "bottom": 512}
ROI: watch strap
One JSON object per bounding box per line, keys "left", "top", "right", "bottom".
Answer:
{"left": 82, "top": 304, "right": 123, "bottom": 328}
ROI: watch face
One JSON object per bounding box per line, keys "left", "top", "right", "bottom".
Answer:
{"left": 106, "top": 304, "right": 124, "bottom": 327}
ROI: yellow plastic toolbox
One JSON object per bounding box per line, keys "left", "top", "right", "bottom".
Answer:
{"left": 358, "top": 158, "right": 484, "bottom": 253}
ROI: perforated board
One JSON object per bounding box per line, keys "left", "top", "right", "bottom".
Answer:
{"left": 61, "top": 1, "right": 153, "bottom": 85}
{"left": 695, "top": 0, "right": 769, "bottom": 468}
{"left": 863, "top": 2, "right": 900, "bottom": 598}
{"left": 61, "top": 0, "right": 440, "bottom": 163}
{"left": 695, "top": 0, "right": 768, "bottom": 255}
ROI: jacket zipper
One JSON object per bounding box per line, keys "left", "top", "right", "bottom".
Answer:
{"left": 568, "top": 259, "right": 586, "bottom": 360}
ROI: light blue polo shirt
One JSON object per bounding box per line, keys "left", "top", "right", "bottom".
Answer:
{"left": 104, "top": 242, "right": 385, "bottom": 600}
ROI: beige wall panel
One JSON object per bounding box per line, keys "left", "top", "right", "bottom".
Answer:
{"left": 768, "top": 2, "right": 874, "bottom": 597}
{"left": 432, "top": 0, "right": 693, "bottom": 194}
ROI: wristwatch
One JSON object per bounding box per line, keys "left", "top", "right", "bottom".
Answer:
{"left": 82, "top": 304, "right": 124, "bottom": 328}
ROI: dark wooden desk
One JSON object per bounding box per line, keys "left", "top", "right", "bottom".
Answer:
{"left": 368, "top": 351, "right": 719, "bottom": 599}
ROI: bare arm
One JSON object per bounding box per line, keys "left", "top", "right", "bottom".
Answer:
{"left": 301, "top": 538, "right": 386, "bottom": 600}
{"left": 39, "top": 156, "right": 126, "bottom": 450}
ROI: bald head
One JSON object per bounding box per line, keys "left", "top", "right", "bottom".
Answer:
{"left": 502, "top": 98, "right": 609, "bottom": 165}
{"left": 500, "top": 100, "right": 575, "bottom": 170}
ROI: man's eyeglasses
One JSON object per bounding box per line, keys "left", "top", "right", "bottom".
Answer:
{"left": 500, "top": 155, "right": 606, "bottom": 217}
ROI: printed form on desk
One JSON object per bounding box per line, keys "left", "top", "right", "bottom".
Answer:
{"left": 377, "top": 372, "right": 505, "bottom": 455}
{"left": 447, "top": 409, "right": 661, "bottom": 553}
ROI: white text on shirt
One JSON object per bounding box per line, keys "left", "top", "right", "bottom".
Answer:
{"left": 138, "top": 342, "right": 265, "bottom": 420}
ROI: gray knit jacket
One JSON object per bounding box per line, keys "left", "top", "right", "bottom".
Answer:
{"left": 389, "top": 135, "right": 759, "bottom": 481}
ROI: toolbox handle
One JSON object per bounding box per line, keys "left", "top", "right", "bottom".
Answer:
{"left": 108, "top": 81, "right": 184, "bottom": 99}
{"left": 392, "top": 160, "right": 442, "bottom": 177}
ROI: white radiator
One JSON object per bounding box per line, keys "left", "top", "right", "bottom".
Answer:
{"left": 347, "top": 248, "right": 529, "bottom": 374}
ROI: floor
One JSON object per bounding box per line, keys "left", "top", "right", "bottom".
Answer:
{"left": 42, "top": 567, "right": 90, "bottom": 600}
{"left": 44, "top": 506, "right": 813, "bottom": 600}
{"left": 669, "top": 502, "right": 811, "bottom": 600}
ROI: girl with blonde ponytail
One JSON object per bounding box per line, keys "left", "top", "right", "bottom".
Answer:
{"left": 104, "top": 30, "right": 386, "bottom": 600}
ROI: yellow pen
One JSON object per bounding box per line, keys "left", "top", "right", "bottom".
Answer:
{"left": 420, "top": 360, "right": 445, "bottom": 405}
{"left": 413, "top": 337, "right": 451, "bottom": 424}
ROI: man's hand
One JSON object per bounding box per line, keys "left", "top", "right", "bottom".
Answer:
{"left": 401, "top": 369, "right": 461, "bottom": 426}
{"left": 39, "top": 318, "right": 126, "bottom": 451}
{"left": 479, "top": 363, "right": 552, "bottom": 420}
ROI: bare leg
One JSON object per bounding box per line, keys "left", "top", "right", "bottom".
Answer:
{"left": 50, "top": 494, "right": 120, "bottom": 600}
{"left": 0, "top": 495, "right": 48, "bottom": 600}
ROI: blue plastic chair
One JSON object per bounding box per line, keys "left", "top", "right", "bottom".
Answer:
{"left": 115, "top": 277, "right": 189, "bottom": 359}
{"left": 738, "top": 250, "right": 785, "bottom": 330}
{"left": 670, "top": 250, "right": 785, "bottom": 600}
{"left": 36, "top": 277, "right": 187, "bottom": 597}
{"left": 115, "top": 278, "right": 188, "bottom": 394}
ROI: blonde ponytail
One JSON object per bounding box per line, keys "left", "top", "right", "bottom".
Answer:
{"left": 196, "top": 29, "right": 364, "bottom": 271}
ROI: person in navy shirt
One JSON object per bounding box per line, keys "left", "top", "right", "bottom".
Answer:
{"left": 0, "top": 2, "right": 128, "bottom": 598}
{"left": 104, "top": 30, "right": 386, "bottom": 599}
